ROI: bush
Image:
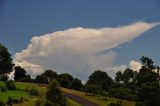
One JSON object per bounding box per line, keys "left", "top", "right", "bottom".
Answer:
{"left": 5, "top": 80, "right": 16, "bottom": 90}
{"left": 1, "top": 86, "right": 7, "bottom": 92}
{"left": 46, "top": 80, "right": 66, "bottom": 106}
{"left": 0, "top": 75, "right": 8, "bottom": 81}
{"left": 7, "top": 97, "right": 23, "bottom": 105}
{"left": 135, "top": 102, "right": 146, "bottom": 106}
{"left": 108, "top": 87, "right": 136, "bottom": 100}
{"left": 28, "top": 87, "right": 39, "bottom": 96}
{"left": 35, "top": 98, "right": 46, "bottom": 106}
{"left": 0, "top": 101, "right": 6, "bottom": 106}
{"left": 7, "top": 97, "right": 13, "bottom": 106}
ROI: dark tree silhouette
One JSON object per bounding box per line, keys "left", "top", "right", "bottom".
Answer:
{"left": 115, "top": 71, "right": 123, "bottom": 83}
{"left": 71, "top": 78, "right": 83, "bottom": 90}
{"left": 42, "top": 70, "right": 57, "bottom": 82}
{"left": 58, "top": 73, "right": 74, "bottom": 88}
{"left": 14, "top": 66, "right": 31, "bottom": 82}
{"left": 140, "top": 56, "right": 155, "bottom": 69}
{"left": 0, "top": 43, "right": 14, "bottom": 79}
{"left": 35, "top": 70, "right": 57, "bottom": 84}
{"left": 86, "top": 70, "right": 113, "bottom": 92}
{"left": 35, "top": 75, "right": 48, "bottom": 84}
{"left": 123, "top": 68, "right": 134, "bottom": 86}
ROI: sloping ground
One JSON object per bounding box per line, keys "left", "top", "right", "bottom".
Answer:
{"left": 0, "top": 81, "right": 81, "bottom": 106}
{"left": 62, "top": 88, "right": 135, "bottom": 106}
{"left": 1, "top": 81, "right": 135, "bottom": 106}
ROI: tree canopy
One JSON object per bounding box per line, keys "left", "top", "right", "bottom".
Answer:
{"left": 86, "top": 70, "right": 113, "bottom": 93}
{"left": 14, "top": 66, "right": 31, "bottom": 82}
{"left": 0, "top": 43, "right": 14, "bottom": 75}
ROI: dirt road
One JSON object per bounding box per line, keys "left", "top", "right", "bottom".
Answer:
{"left": 64, "top": 91, "right": 98, "bottom": 106}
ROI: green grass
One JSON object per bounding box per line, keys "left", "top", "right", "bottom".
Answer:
{"left": 67, "top": 98, "right": 82, "bottom": 106}
{"left": 15, "top": 82, "right": 46, "bottom": 96}
{"left": 62, "top": 88, "right": 136, "bottom": 106}
{"left": 0, "top": 81, "right": 5, "bottom": 88}
{"left": 0, "top": 81, "right": 81, "bottom": 106}
{"left": 13, "top": 97, "right": 39, "bottom": 106}
{"left": 0, "top": 81, "right": 32, "bottom": 104}
{"left": 0, "top": 90, "right": 30, "bottom": 102}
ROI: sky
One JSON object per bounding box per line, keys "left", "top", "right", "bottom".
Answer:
{"left": 0, "top": 0, "right": 160, "bottom": 80}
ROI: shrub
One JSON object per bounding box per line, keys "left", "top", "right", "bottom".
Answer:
{"left": 7, "top": 97, "right": 23, "bottom": 105}
{"left": 0, "top": 101, "right": 6, "bottom": 106}
{"left": 1, "top": 86, "right": 7, "bottom": 92}
{"left": 35, "top": 98, "right": 46, "bottom": 106}
{"left": 0, "top": 75, "right": 8, "bottom": 81}
{"left": 135, "top": 102, "right": 146, "bottom": 106}
{"left": 5, "top": 80, "right": 16, "bottom": 90}
{"left": 46, "top": 80, "right": 66, "bottom": 106}
{"left": 12, "top": 98, "right": 19, "bottom": 104}
{"left": 7, "top": 97, "right": 13, "bottom": 106}
{"left": 28, "top": 87, "right": 39, "bottom": 96}
{"left": 108, "top": 87, "right": 136, "bottom": 100}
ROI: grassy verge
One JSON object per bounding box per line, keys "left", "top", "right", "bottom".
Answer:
{"left": 67, "top": 98, "right": 82, "bottom": 106}
{"left": 62, "top": 87, "right": 135, "bottom": 106}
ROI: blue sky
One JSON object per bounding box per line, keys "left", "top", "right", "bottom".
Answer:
{"left": 0, "top": 0, "right": 160, "bottom": 79}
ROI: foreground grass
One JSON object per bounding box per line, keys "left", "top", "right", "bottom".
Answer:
{"left": 0, "top": 81, "right": 34, "bottom": 104}
{"left": 0, "top": 81, "right": 81, "bottom": 106}
{"left": 62, "top": 88, "right": 135, "bottom": 106}
{"left": 67, "top": 98, "right": 82, "bottom": 106}
{"left": 0, "top": 90, "right": 30, "bottom": 103}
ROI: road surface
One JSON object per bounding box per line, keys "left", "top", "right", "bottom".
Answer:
{"left": 64, "top": 91, "right": 98, "bottom": 106}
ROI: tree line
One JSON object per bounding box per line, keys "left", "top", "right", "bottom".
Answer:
{"left": 1, "top": 43, "right": 160, "bottom": 106}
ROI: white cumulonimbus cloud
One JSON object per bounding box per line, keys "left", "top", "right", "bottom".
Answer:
{"left": 14, "top": 21, "right": 160, "bottom": 79}
{"left": 106, "top": 60, "right": 142, "bottom": 78}
{"left": 129, "top": 60, "right": 142, "bottom": 71}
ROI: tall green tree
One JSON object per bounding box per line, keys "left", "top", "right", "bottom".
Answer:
{"left": 137, "top": 82, "right": 160, "bottom": 106}
{"left": 71, "top": 78, "right": 83, "bottom": 90}
{"left": 140, "top": 56, "right": 155, "bottom": 69}
{"left": 35, "top": 75, "right": 48, "bottom": 84}
{"left": 42, "top": 70, "right": 57, "bottom": 82}
{"left": 123, "top": 68, "right": 134, "bottom": 86}
{"left": 14, "top": 66, "right": 30, "bottom": 82}
{"left": 0, "top": 43, "right": 14, "bottom": 79}
{"left": 137, "top": 57, "right": 159, "bottom": 85}
{"left": 136, "top": 56, "right": 160, "bottom": 106}
{"left": 115, "top": 71, "right": 123, "bottom": 84}
{"left": 86, "top": 70, "right": 113, "bottom": 92}
{"left": 58, "top": 73, "right": 74, "bottom": 88}
{"left": 35, "top": 70, "right": 57, "bottom": 84}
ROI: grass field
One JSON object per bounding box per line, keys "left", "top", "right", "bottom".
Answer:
{"left": 62, "top": 87, "right": 136, "bottom": 106}
{"left": 0, "top": 81, "right": 81, "bottom": 106}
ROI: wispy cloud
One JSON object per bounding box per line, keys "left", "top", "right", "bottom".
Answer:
{"left": 14, "top": 21, "right": 160, "bottom": 79}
